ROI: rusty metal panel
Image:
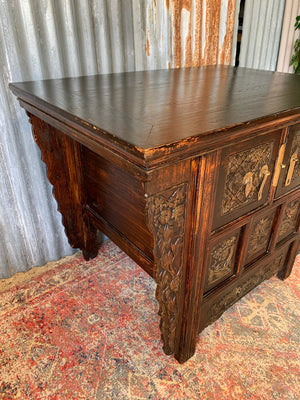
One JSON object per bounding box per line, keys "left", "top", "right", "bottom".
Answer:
{"left": 0, "top": 0, "right": 237, "bottom": 278}
{"left": 277, "top": 0, "right": 300, "bottom": 73}
{"left": 239, "top": 0, "right": 286, "bottom": 71}
{"left": 158, "top": 0, "right": 237, "bottom": 68}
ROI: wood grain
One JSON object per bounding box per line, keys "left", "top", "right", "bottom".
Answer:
{"left": 10, "top": 66, "right": 300, "bottom": 153}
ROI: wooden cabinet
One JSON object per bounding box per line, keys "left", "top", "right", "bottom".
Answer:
{"left": 10, "top": 66, "right": 300, "bottom": 364}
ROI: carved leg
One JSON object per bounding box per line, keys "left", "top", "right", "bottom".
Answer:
{"left": 28, "top": 113, "right": 99, "bottom": 260}
{"left": 147, "top": 185, "right": 187, "bottom": 356}
{"left": 147, "top": 153, "right": 220, "bottom": 363}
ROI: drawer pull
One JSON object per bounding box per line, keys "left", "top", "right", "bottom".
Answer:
{"left": 272, "top": 143, "right": 286, "bottom": 187}
{"left": 243, "top": 172, "right": 254, "bottom": 198}
{"left": 285, "top": 151, "right": 298, "bottom": 186}
{"left": 258, "top": 165, "right": 270, "bottom": 200}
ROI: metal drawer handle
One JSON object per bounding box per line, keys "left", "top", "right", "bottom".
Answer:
{"left": 258, "top": 165, "right": 270, "bottom": 201}
{"left": 243, "top": 172, "right": 254, "bottom": 198}
{"left": 285, "top": 151, "right": 298, "bottom": 186}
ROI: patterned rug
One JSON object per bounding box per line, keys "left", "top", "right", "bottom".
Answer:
{"left": 0, "top": 240, "right": 299, "bottom": 400}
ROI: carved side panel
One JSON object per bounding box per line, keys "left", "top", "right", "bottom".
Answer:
{"left": 147, "top": 184, "right": 187, "bottom": 355}
{"left": 277, "top": 200, "right": 300, "bottom": 243}
{"left": 28, "top": 114, "right": 98, "bottom": 259}
{"left": 222, "top": 143, "right": 273, "bottom": 215}
{"left": 205, "top": 254, "right": 284, "bottom": 327}
{"left": 246, "top": 212, "right": 275, "bottom": 262}
{"left": 205, "top": 234, "right": 238, "bottom": 291}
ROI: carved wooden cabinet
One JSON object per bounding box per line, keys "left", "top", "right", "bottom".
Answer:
{"left": 10, "top": 66, "right": 300, "bottom": 363}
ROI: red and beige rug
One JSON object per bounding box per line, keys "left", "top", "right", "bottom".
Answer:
{"left": 0, "top": 240, "right": 299, "bottom": 400}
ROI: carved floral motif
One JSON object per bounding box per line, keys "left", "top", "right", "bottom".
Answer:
{"left": 246, "top": 214, "right": 274, "bottom": 261}
{"left": 222, "top": 143, "right": 273, "bottom": 215}
{"left": 147, "top": 184, "right": 187, "bottom": 355}
{"left": 277, "top": 200, "right": 299, "bottom": 242}
{"left": 207, "top": 234, "right": 238, "bottom": 288}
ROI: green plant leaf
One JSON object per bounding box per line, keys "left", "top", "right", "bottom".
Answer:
{"left": 291, "top": 16, "right": 300, "bottom": 73}
{"left": 295, "top": 15, "right": 300, "bottom": 30}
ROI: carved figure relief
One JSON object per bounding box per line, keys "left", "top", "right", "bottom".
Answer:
{"left": 147, "top": 184, "right": 187, "bottom": 355}
{"left": 277, "top": 200, "right": 300, "bottom": 242}
{"left": 222, "top": 143, "right": 273, "bottom": 215}
{"left": 246, "top": 214, "right": 275, "bottom": 261}
{"left": 206, "top": 234, "right": 238, "bottom": 289}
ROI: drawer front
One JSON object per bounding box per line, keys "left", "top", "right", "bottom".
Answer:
{"left": 212, "top": 130, "right": 281, "bottom": 230}
{"left": 276, "top": 124, "right": 300, "bottom": 198}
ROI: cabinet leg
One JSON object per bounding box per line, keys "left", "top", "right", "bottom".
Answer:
{"left": 147, "top": 153, "right": 219, "bottom": 363}
{"left": 277, "top": 239, "right": 299, "bottom": 281}
{"left": 155, "top": 278, "right": 199, "bottom": 363}
{"left": 146, "top": 184, "right": 186, "bottom": 358}
{"left": 81, "top": 214, "right": 99, "bottom": 261}
{"left": 147, "top": 184, "right": 199, "bottom": 363}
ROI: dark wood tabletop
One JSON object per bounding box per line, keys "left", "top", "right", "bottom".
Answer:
{"left": 10, "top": 65, "right": 300, "bottom": 152}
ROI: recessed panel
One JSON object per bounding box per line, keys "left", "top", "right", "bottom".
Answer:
{"left": 277, "top": 200, "right": 300, "bottom": 243}
{"left": 245, "top": 209, "right": 276, "bottom": 265}
{"left": 204, "top": 231, "right": 240, "bottom": 293}
{"left": 212, "top": 130, "right": 281, "bottom": 231}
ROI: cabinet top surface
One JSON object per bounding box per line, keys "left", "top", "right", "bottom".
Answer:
{"left": 10, "top": 66, "right": 300, "bottom": 153}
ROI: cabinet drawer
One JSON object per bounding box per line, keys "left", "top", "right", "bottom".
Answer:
{"left": 212, "top": 130, "right": 281, "bottom": 230}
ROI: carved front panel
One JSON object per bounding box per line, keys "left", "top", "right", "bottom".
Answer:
{"left": 147, "top": 184, "right": 187, "bottom": 355}
{"left": 222, "top": 142, "right": 273, "bottom": 215}
{"left": 277, "top": 200, "right": 300, "bottom": 243}
{"left": 245, "top": 210, "right": 276, "bottom": 264}
{"left": 212, "top": 131, "right": 282, "bottom": 231}
{"left": 205, "top": 233, "right": 239, "bottom": 292}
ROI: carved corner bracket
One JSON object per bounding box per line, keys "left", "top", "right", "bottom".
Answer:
{"left": 147, "top": 184, "right": 187, "bottom": 355}
{"left": 27, "top": 112, "right": 98, "bottom": 259}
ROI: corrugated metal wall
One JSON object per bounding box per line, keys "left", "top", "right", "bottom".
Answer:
{"left": 277, "top": 0, "right": 300, "bottom": 73}
{"left": 239, "top": 0, "right": 286, "bottom": 71}
{"left": 0, "top": 0, "right": 238, "bottom": 279}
